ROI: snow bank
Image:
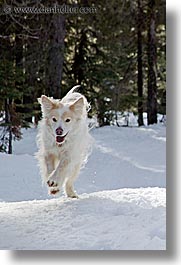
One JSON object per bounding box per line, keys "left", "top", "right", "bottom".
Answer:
{"left": 0, "top": 188, "right": 165, "bottom": 250}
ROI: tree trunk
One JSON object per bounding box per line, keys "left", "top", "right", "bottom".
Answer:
{"left": 147, "top": 0, "right": 157, "bottom": 125}
{"left": 8, "top": 127, "right": 12, "bottom": 155}
{"left": 137, "top": 0, "right": 144, "bottom": 126}
{"left": 72, "top": 29, "right": 86, "bottom": 84}
{"left": 46, "top": 14, "right": 65, "bottom": 99}
{"left": 5, "top": 98, "right": 12, "bottom": 154}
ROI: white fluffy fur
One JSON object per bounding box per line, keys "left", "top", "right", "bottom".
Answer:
{"left": 36, "top": 86, "right": 92, "bottom": 197}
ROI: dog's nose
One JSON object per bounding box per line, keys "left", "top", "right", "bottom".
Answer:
{"left": 56, "top": 127, "right": 63, "bottom": 135}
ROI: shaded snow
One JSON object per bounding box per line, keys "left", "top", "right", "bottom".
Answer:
{"left": 0, "top": 124, "right": 166, "bottom": 250}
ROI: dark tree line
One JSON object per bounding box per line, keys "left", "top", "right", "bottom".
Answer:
{"left": 0, "top": 0, "right": 166, "bottom": 153}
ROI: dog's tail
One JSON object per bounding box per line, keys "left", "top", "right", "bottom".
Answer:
{"left": 65, "top": 85, "right": 91, "bottom": 114}
{"left": 66, "top": 85, "right": 81, "bottom": 95}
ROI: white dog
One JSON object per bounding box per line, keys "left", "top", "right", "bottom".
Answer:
{"left": 36, "top": 86, "right": 92, "bottom": 197}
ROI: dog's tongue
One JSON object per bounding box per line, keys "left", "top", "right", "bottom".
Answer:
{"left": 56, "top": 135, "right": 65, "bottom": 143}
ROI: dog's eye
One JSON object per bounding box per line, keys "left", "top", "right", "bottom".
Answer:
{"left": 52, "top": 117, "right": 57, "bottom": 122}
{"left": 65, "top": 118, "right": 71, "bottom": 123}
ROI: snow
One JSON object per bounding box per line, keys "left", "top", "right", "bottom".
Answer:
{"left": 0, "top": 124, "right": 166, "bottom": 250}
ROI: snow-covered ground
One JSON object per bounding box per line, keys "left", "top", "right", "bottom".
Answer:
{"left": 0, "top": 124, "right": 166, "bottom": 250}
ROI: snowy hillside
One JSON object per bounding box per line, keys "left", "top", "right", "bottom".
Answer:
{"left": 0, "top": 124, "right": 166, "bottom": 250}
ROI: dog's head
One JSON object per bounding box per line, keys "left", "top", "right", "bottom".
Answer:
{"left": 38, "top": 95, "right": 84, "bottom": 145}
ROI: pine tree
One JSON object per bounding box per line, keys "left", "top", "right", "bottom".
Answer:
{"left": 45, "top": 13, "right": 66, "bottom": 98}
{"left": 0, "top": 0, "right": 166, "bottom": 132}
{"left": 137, "top": 0, "right": 144, "bottom": 126}
{"left": 147, "top": 0, "right": 157, "bottom": 125}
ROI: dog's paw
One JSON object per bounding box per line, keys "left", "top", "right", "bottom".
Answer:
{"left": 47, "top": 178, "right": 60, "bottom": 196}
{"left": 70, "top": 194, "right": 79, "bottom": 199}
{"left": 67, "top": 192, "right": 79, "bottom": 199}
{"left": 49, "top": 187, "right": 60, "bottom": 196}
{"left": 47, "top": 179, "right": 58, "bottom": 187}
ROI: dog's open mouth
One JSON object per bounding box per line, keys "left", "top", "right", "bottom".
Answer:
{"left": 56, "top": 133, "right": 68, "bottom": 144}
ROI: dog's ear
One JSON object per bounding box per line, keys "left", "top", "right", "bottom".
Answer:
{"left": 38, "top": 95, "right": 53, "bottom": 111}
{"left": 70, "top": 97, "right": 84, "bottom": 115}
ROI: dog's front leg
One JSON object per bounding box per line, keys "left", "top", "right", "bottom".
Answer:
{"left": 47, "top": 159, "right": 68, "bottom": 195}
{"left": 45, "top": 154, "right": 55, "bottom": 178}
{"left": 39, "top": 154, "right": 55, "bottom": 183}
